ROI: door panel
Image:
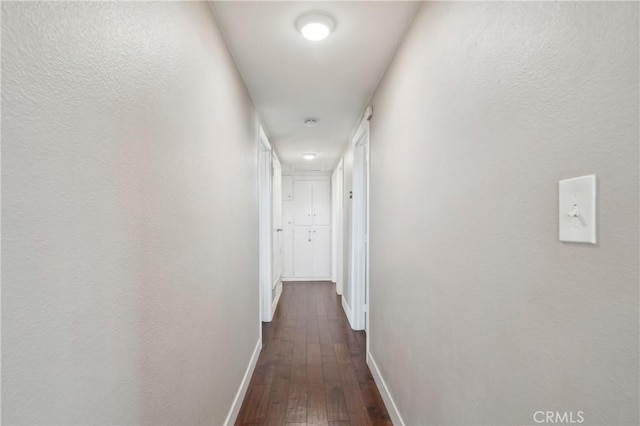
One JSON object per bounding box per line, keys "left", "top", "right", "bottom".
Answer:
{"left": 312, "top": 180, "right": 331, "bottom": 225}
{"left": 272, "top": 158, "right": 282, "bottom": 286}
{"left": 282, "top": 202, "right": 294, "bottom": 277}
{"left": 312, "top": 227, "right": 331, "bottom": 277}
{"left": 281, "top": 175, "right": 293, "bottom": 201}
{"left": 293, "top": 227, "right": 313, "bottom": 277}
{"left": 293, "top": 180, "right": 312, "bottom": 226}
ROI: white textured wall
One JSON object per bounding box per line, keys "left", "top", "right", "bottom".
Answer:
{"left": 369, "top": 2, "right": 639, "bottom": 425}
{"left": 2, "top": 2, "right": 259, "bottom": 424}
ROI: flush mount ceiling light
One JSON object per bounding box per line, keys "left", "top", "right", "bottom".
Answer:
{"left": 302, "top": 153, "right": 317, "bottom": 160}
{"left": 296, "top": 12, "right": 335, "bottom": 41}
{"left": 304, "top": 119, "right": 318, "bottom": 127}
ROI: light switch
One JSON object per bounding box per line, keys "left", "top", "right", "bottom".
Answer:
{"left": 559, "top": 175, "right": 597, "bottom": 244}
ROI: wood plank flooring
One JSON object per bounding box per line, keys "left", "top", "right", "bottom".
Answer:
{"left": 236, "top": 281, "right": 392, "bottom": 426}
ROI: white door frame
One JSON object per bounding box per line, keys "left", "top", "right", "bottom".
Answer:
{"left": 349, "top": 117, "right": 370, "bottom": 331}
{"left": 258, "top": 126, "right": 274, "bottom": 323}
{"left": 332, "top": 160, "right": 344, "bottom": 295}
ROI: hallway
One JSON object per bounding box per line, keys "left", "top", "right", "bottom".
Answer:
{"left": 2, "top": 1, "right": 639, "bottom": 424}
{"left": 236, "top": 282, "right": 390, "bottom": 425}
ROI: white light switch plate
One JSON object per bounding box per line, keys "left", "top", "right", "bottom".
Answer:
{"left": 559, "top": 175, "right": 597, "bottom": 244}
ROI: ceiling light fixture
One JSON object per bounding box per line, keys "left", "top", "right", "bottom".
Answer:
{"left": 304, "top": 119, "right": 318, "bottom": 127}
{"left": 302, "top": 153, "right": 317, "bottom": 161}
{"left": 296, "top": 12, "right": 335, "bottom": 41}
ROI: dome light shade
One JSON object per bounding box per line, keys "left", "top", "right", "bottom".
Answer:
{"left": 302, "top": 153, "right": 317, "bottom": 160}
{"left": 296, "top": 13, "right": 335, "bottom": 41}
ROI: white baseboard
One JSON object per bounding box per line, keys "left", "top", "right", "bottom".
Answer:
{"left": 341, "top": 297, "right": 354, "bottom": 329}
{"left": 272, "top": 281, "right": 282, "bottom": 314}
{"left": 367, "top": 351, "right": 405, "bottom": 426}
{"left": 223, "top": 337, "right": 262, "bottom": 426}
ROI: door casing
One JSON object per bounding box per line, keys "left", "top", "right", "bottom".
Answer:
{"left": 258, "top": 126, "right": 276, "bottom": 323}
{"left": 348, "top": 117, "right": 370, "bottom": 333}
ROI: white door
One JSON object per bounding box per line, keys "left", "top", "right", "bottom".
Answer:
{"left": 350, "top": 120, "right": 370, "bottom": 331}
{"left": 351, "top": 121, "right": 369, "bottom": 331}
{"left": 361, "top": 143, "right": 369, "bottom": 333}
{"left": 258, "top": 127, "right": 273, "bottom": 323}
{"left": 293, "top": 180, "right": 313, "bottom": 226}
{"left": 282, "top": 201, "right": 294, "bottom": 277}
{"left": 281, "top": 175, "right": 293, "bottom": 201}
{"left": 312, "top": 227, "right": 331, "bottom": 277}
{"left": 293, "top": 227, "right": 314, "bottom": 277}
{"left": 352, "top": 143, "right": 366, "bottom": 329}
{"left": 312, "top": 180, "right": 331, "bottom": 225}
{"left": 332, "top": 161, "right": 344, "bottom": 294}
{"left": 271, "top": 157, "right": 282, "bottom": 288}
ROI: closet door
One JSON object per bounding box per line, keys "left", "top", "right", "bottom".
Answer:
{"left": 282, "top": 202, "right": 294, "bottom": 277}
{"left": 281, "top": 175, "right": 293, "bottom": 201}
{"left": 293, "top": 180, "right": 313, "bottom": 226}
{"left": 312, "top": 227, "right": 331, "bottom": 277}
{"left": 271, "top": 157, "right": 282, "bottom": 287}
{"left": 293, "top": 227, "right": 313, "bottom": 277}
{"left": 312, "top": 180, "right": 331, "bottom": 225}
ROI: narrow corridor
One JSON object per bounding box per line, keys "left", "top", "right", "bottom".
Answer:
{"left": 3, "top": 2, "right": 638, "bottom": 424}
{"left": 236, "top": 282, "right": 390, "bottom": 425}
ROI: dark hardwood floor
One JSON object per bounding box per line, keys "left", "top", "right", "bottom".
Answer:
{"left": 236, "top": 281, "right": 392, "bottom": 426}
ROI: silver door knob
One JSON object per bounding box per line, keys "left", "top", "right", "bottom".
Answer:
{"left": 276, "top": 228, "right": 283, "bottom": 232}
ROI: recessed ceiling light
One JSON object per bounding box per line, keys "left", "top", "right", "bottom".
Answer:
{"left": 296, "top": 13, "right": 335, "bottom": 41}
{"left": 304, "top": 119, "right": 318, "bottom": 127}
{"left": 302, "top": 153, "right": 317, "bottom": 160}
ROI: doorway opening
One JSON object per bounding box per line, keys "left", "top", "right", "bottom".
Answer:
{"left": 258, "top": 127, "right": 283, "bottom": 325}
{"left": 349, "top": 115, "right": 370, "bottom": 334}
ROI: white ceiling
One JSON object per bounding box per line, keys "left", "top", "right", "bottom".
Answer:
{"left": 210, "top": 1, "right": 420, "bottom": 172}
